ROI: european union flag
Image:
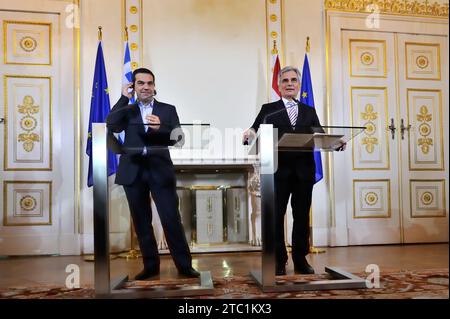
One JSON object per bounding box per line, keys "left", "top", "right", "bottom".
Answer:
{"left": 300, "top": 54, "right": 323, "bottom": 184}
{"left": 86, "top": 41, "right": 118, "bottom": 187}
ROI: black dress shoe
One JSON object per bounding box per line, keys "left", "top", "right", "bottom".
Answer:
{"left": 275, "top": 266, "right": 286, "bottom": 276}
{"left": 178, "top": 267, "right": 200, "bottom": 278}
{"left": 134, "top": 267, "right": 160, "bottom": 280}
{"left": 294, "top": 259, "right": 315, "bottom": 274}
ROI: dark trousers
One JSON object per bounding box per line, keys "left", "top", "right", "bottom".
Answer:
{"left": 123, "top": 167, "right": 192, "bottom": 271}
{"left": 274, "top": 174, "right": 314, "bottom": 268}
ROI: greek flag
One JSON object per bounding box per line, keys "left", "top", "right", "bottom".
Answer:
{"left": 123, "top": 40, "right": 135, "bottom": 103}
{"left": 117, "top": 40, "right": 135, "bottom": 142}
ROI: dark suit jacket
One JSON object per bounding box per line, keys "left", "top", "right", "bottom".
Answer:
{"left": 251, "top": 100, "right": 322, "bottom": 182}
{"left": 106, "top": 95, "right": 181, "bottom": 186}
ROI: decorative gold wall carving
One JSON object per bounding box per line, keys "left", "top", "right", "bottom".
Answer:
{"left": 350, "top": 39, "right": 387, "bottom": 78}
{"left": 405, "top": 43, "right": 441, "bottom": 80}
{"left": 3, "top": 20, "right": 52, "bottom": 65}
{"left": 266, "top": 0, "right": 283, "bottom": 100}
{"left": 4, "top": 75, "right": 52, "bottom": 171}
{"left": 410, "top": 180, "right": 446, "bottom": 218}
{"left": 407, "top": 89, "right": 444, "bottom": 171}
{"left": 361, "top": 103, "right": 379, "bottom": 154}
{"left": 417, "top": 105, "right": 433, "bottom": 154}
{"left": 3, "top": 181, "right": 52, "bottom": 226}
{"left": 17, "top": 95, "right": 40, "bottom": 152}
{"left": 351, "top": 87, "right": 389, "bottom": 170}
{"left": 325, "top": 0, "right": 449, "bottom": 18}
{"left": 123, "top": 0, "right": 143, "bottom": 70}
{"left": 353, "top": 179, "right": 391, "bottom": 218}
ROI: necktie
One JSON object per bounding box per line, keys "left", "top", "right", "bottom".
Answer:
{"left": 142, "top": 104, "right": 152, "bottom": 132}
{"left": 287, "top": 101, "right": 298, "bottom": 126}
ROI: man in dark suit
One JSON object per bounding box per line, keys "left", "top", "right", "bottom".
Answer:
{"left": 106, "top": 68, "right": 200, "bottom": 280}
{"left": 243, "top": 66, "right": 342, "bottom": 276}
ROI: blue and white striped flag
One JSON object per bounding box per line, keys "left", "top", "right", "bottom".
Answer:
{"left": 123, "top": 40, "right": 135, "bottom": 103}
{"left": 118, "top": 39, "right": 135, "bottom": 142}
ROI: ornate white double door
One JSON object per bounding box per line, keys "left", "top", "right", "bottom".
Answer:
{"left": 337, "top": 29, "right": 448, "bottom": 245}
{"left": 0, "top": 1, "right": 77, "bottom": 255}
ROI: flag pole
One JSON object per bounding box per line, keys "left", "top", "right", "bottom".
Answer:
{"left": 85, "top": 26, "right": 121, "bottom": 262}
{"left": 306, "top": 36, "right": 326, "bottom": 254}
{"left": 124, "top": 27, "right": 140, "bottom": 261}
{"left": 117, "top": 25, "right": 141, "bottom": 260}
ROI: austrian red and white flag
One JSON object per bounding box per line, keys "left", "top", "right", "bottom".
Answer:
{"left": 271, "top": 54, "right": 281, "bottom": 102}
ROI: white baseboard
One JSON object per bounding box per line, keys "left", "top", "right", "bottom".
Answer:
{"left": 0, "top": 234, "right": 59, "bottom": 256}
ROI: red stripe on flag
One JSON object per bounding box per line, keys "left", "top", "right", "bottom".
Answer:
{"left": 272, "top": 55, "right": 281, "bottom": 97}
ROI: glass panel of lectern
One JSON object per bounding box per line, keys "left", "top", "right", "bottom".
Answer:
{"left": 246, "top": 124, "right": 368, "bottom": 292}
{"left": 92, "top": 123, "right": 215, "bottom": 298}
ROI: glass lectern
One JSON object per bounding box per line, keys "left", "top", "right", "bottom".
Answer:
{"left": 247, "top": 124, "right": 368, "bottom": 292}
{"left": 92, "top": 123, "right": 214, "bottom": 298}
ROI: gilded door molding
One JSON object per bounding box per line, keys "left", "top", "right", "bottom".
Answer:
{"left": 122, "top": 0, "right": 143, "bottom": 70}
{"left": 325, "top": 0, "right": 449, "bottom": 18}
{"left": 3, "top": 75, "right": 52, "bottom": 171}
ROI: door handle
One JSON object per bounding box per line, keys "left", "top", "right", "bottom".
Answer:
{"left": 400, "top": 119, "right": 411, "bottom": 140}
{"left": 388, "top": 118, "right": 396, "bottom": 140}
{"left": 0, "top": 118, "right": 4, "bottom": 124}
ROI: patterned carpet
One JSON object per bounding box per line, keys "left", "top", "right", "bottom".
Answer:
{"left": 0, "top": 269, "right": 448, "bottom": 299}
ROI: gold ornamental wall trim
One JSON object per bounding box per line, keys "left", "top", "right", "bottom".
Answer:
{"left": 325, "top": 0, "right": 449, "bottom": 18}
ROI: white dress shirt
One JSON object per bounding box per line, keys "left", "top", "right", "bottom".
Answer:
{"left": 139, "top": 100, "right": 154, "bottom": 128}
{"left": 138, "top": 100, "right": 154, "bottom": 155}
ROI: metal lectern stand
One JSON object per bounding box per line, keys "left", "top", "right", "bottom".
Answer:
{"left": 249, "top": 124, "right": 367, "bottom": 292}
{"left": 92, "top": 123, "right": 214, "bottom": 298}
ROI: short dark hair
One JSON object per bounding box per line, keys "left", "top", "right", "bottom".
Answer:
{"left": 132, "top": 68, "right": 155, "bottom": 84}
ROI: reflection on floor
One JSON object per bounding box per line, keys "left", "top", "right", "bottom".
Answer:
{"left": 0, "top": 244, "right": 447, "bottom": 288}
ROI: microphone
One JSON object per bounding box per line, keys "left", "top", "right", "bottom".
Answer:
{"left": 140, "top": 90, "right": 157, "bottom": 98}
{"left": 126, "top": 87, "right": 157, "bottom": 97}
{"left": 263, "top": 99, "right": 299, "bottom": 124}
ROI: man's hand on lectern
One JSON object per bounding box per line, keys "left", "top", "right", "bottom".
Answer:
{"left": 335, "top": 139, "right": 347, "bottom": 152}
{"left": 243, "top": 128, "right": 256, "bottom": 145}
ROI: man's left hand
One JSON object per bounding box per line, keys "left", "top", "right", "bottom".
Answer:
{"left": 335, "top": 141, "right": 347, "bottom": 152}
{"left": 146, "top": 114, "right": 161, "bottom": 130}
